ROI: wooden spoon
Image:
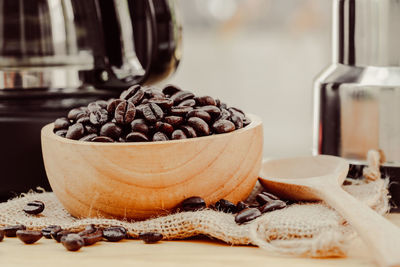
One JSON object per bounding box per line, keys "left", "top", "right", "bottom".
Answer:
{"left": 259, "top": 155, "right": 400, "bottom": 267}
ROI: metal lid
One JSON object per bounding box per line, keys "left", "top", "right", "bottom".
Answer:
{"left": 333, "top": 0, "right": 400, "bottom": 67}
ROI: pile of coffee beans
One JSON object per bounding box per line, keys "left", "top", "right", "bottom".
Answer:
{"left": 180, "top": 192, "right": 287, "bottom": 225}
{"left": 53, "top": 84, "right": 251, "bottom": 142}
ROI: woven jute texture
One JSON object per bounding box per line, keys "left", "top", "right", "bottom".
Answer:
{"left": 0, "top": 152, "right": 390, "bottom": 258}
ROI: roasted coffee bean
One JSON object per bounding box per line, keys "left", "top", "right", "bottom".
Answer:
{"left": 130, "top": 119, "right": 149, "bottom": 134}
{"left": 144, "top": 88, "right": 165, "bottom": 99}
{"left": 54, "top": 118, "right": 70, "bottom": 131}
{"left": 169, "top": 106, "right": 193, "bottom": 116}
{"left": 55, "top": 130, "right": 67, "bottom": 137}
{"left": 55, "top": 230, "right": 72, "bottom": 242}
{"left": 259, "top": 200, "right": 287, "bottom": 214}
{"left": 229, "top": 107, "right": 245, "bottom": 118}
{"left": 115, "top": 101, "right": 136, "bottom": 125}
{"left": 96, "top": 100, "right": 108, "bottom": 109}
{"left": 2, "top": 225, "right": 26, "bottom": 237}
{"left": 67, "top": 107, "right": 87, "bottom": 121}
{"left": 120, "top": 85, "right": 141, "bottom": 100}
{"left": 16, "top": 230, "right": 43, "bottom": 244}
{"left": 212, "top": 120, "right": 235, "bottom": 134}
{"left": 149, "top": 98, "right": 174, "bottom": 110}
{"left": 138, "top": 232, "right": 163, "bottom": 244}
{"left": 187, "top": 110, "right": 211, "bottom": 123}
{"left": 236, "top": 201, "right": 249, "bottom": 212}
{"left": 0, "top": 229, "right": 4, "bottom": 241}
{"left": 187, "top": 117, "right": 210, "bottom": 136}
{"left": 256, "top": 192, "right": 279, "bottom": 205}
{"left": 234, "top": 208, "right": 262, "bottom": 225}
{"left": 103, "top": 226, "right": 127, "bottom": 242}
{"left": 81, "top": 229, "right": 103, "bottom": 246}
{"left": 107, "top": 99, "right": 124, "bottom": 114}
{"left": 153, "top": 132, "right": 169, "bottom": 141}
{"left": 62, "top": 234, "right": 84, "bottom": 251}
{"left": 230, "top": 113, "right": 243, "bottom": 129}
{"left": 89, "top": 109, "right": 108, "bottom": 126}
{"left": 78, "top": 224, "right": 97, "bottom": 236}
{"left": 164, "top": 116, "right": 184, "bottom": 127}
{"left": 143, "top": 103, "right": 164, "bottom": 123}
{"left": 180, "top": 125, "right": 197, "bottom": 138}
{"left": 243, "top": 116, "right": 252, "bottom": 126}
{"left": 195, "top": 96, "right": 216, "bottom": 106}
{"left": 100, "top": 122, "right": 122, "bottom": 140}
{"left": 23, "top": 200, "right": 45, "bottom": 215}
{"left": 155, "top": 122, "right": 174, "bottom": 136}
{"left": 85, "top": 124, "right": 98, "bottom": 134}
{"left": 215, "top": 199, "right": 237, "bottom": 213}
{"left": 49, "top": 226, "right": 63, "bottom": 240}
{"left": 218, "top": 109, "right": 231, "bottom": 121}
{"left": 171, "top": 129, "right": 187, "bottom": 140}
{"left": 128, "top": 88, "right": 145, "bottom": 105}
{"left": 178, "top": 99, "right": 196, "bottom": 107}
{"left": 92, "top": 136, "right": 114, "bottom": 142}
{"left": 79, "top": 134, "right": 97, "bottom": 142}
{"left": 126, "top": 132, "right": 149, "bottom": 142}
{"left": 42, "top": 225, "right": 61, "bottom": 239}
{"left": 87, "top": 102, "right": 102, "bottom": 113}
{"left": 162, "top": 84, "right": 181, "bottom": 96}
{"left": 171, "top": 91, "right": 195, "bottom": 105}
{"left": 199, "top": 105, "right": 221, "bottom": 119}
{"left": 182, "top": 196, "right": 206, "bottom": 211}
{"left": 76, "top": 114, "right": 90, "bottom": 124}
{"left": 66, "top": 123, "right": 85, "bottom": 140}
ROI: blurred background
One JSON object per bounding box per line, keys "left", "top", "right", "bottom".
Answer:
{"left": 161, "top": 0, "right": 332, "bottom": 157}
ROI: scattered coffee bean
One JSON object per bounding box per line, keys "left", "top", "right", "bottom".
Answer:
{"left": 16, "top": 230, "right": 43, "bottom": 244}
{"left": 2, "top": 225, "right": 26, "bottom": 237}
{"left": 42, "top": 225, "right": 61, "bottom": 239}
{"left": 92, "top": 136, "right": 114, "bottom": 142}
{"left": 259, "top": 200, "right": 287, "bottom": 214}
{"left": 62, "top": 234, "right": 84, "bottom": 251}
{"left": 213, "top": 120, "right": 235, "bottom": 134}
{"left": 49, "top": 226, "right": 63, "bottom": 240}
{"left": 80, "top": 229, "right": 103, "bottom": 246}
{"left": 235, "top": 208, "right": 262, "bottom": 224}
{"left": 171, "top": 129, "right": 187, "bottom": 140}
{"left": 78, "top": 224, "right": 97, "bottom": 236}
{"left": 54, "top": 230, "right": 71, "bottom": 242}
{"left": 0, "top": 229, "right": 4, "bottom": 242}
{"left": 103, "top": 226, "right": 127, "bottom": 242}
{"left": 66, "top": 123, "right": 85, "bottom": 140}
{"left": 23, "top": 200, "right": 45, "bottom": 215}
{"left": 215, "top": 199, "right": 237, "bottom": 213}
{"left": 256, "top": 192, "right": 280, "bottom": 205}
{"left": 54, "top": 118, "right": 70, "bottom": 131}
{"left": 182, "top": 196, "right": 206, "bottom": 211}
{"left": 236, "top": 201, "right": 249, "bottom": 212}
{"left": 138, "top": 232, "right": 163, "bottom": 244}
{"left": 126, "top": 132, "right": 149, "bottom": 142}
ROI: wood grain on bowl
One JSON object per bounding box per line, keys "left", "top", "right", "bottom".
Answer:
{"left": 41, "top": 114, "right": 263, "bottom": 220}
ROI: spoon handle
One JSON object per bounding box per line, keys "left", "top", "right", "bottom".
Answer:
{"left": 317, "top": 184, "right": 400, "bottom": 267}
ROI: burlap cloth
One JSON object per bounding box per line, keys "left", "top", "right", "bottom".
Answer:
{"left": 0, "top": 151, "right": 391, "bottom": 258}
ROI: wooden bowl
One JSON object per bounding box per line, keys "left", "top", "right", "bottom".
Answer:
{"left": 41, "top": 114, "right": 263, "bottom": 220}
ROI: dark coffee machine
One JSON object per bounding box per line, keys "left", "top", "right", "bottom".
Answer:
{"left": 0, "top": 0, "right": 182, "bottom": 200}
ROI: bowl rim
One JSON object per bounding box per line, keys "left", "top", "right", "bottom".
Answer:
{"left": 42, "top": 113, "right": 262, "bottom": 146}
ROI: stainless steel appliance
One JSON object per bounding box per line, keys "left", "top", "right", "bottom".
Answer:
{"left": 0, "top": 0, "right": 182, "bottom": 200}
{"left": 313, "top": 0, "right": 400, "bottom": 209}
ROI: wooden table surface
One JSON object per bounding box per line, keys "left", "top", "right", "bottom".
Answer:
{"left": 1, "top": 214, "right": 399, "bottom": 267}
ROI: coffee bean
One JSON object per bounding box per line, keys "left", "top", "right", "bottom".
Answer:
{"left": 162, "top": 84, "right": 181, "bottom": 96}
{"left": 54, "top": 118, "right": 70, "bottom": 131}
{"left": 182, "top": 196, "right": 206, "bottom": 211}
{"left": 218, "top": 109, "right": 231, "bottom": 121}
{"left": 66, "top": 123, "right": 85, "bottom": 140}
{"left": 199, "top": 105, "right": 221, "bottom": 119}
{"left": 259, "top": 200, "right": 287, "bottom": 214}
{"left": 100, "top": 122, "right": 122, "bottom": 140}
{"left": 67, "top": 107, "right": 87, "bottom": 121}
{"left": 2, "top": 225, "right": 26, "bottom": 237}
{"left": 55, "top": 130, "right": 67, "bottom": 137}
{"left": 243, "top": 116, "right": 252, "bottom": 126}
{"left": 144, "top": 88, "right": 165, "bottom": 99}
{"left": 126, "top": 132, "right": 149, "bottom": 142}
{"left": 49, "top": 226, "right": 63, "bottom": 240}
{"left": 164, "top": 116, "right": 184, "bottom": 127}
{"left": 187, "top": 110, "right": 211, "bottom": 123}
{"left": 155, "top": 122, "right": 174, "bottom": 136}
{"left": 171, "top": 129, "right": 187, "bottom": 140}
{"left": 195, "top": 96, "right": 216, "bottom": 106}
{"left": 92, "top": 136, "right": 114, "bottom": 142}
{"left": 256, "top": 192, "right": 279, "bottom": 205}
{"left": 234, "top": 208, "right": 262, "bottom": 225}
{"left": 115, "top": 101, "right": 136, "bottom": 125}
{"left": 215, "top": 199, "right": 237, "bottom": 213}
{"left": 219, "top": 103, "right": 228, "bottom": 110}
{"left": 103, "top": 226, "right": 127, "bottom": 242}
{"left": 0, "top": 230, "right": 4, "bottom": 241}
{"left": 180, "top": 125, "right": 197, "bottom": 138}
{"left": 120, "top": 85, "right": 141, "bottom": 100}
{"left": 128, "top": 88, "right": 145, "bottom": 105}
{"left": 76, "top": 114, "right": 90, "bottom": 124}
{"left": 143, "top": 103, "right": 164, "bottom": 123}
{"left": 153, "top": 132, "right": 169, "bottom": 141}
{"left": 230, "top": 113, "right": 243, "bottom": 129}
{"left": 42, "top": 225, "right": 61, "bottom": 239}
{"left": 229, "top": 107, "right": 245, "bottom": 118}
{"left": 169, "top": 106, "right": 193, "bottom": 116}
{"left": 79, "top": 134, "right": 98, "bottom": 142}
{"left": 178, "top": 99, "right": 196, "bottom": 107}
{"left": 96, "top": 100, "right": 108, "bottom": 109}
{"left": 23, "top": 200, "right": 45, "bottom": 215}
{"left": 138, "top": 232, "right": 163, "bottom": 244}
{"left": 171, "top": 91, "right": 194, "bottom": 105}
{"left": 107, "top": 99, "right": 124, "bottom": 114}
{"left": 213, "top": 120, "right": 235, "bottom": 134}
{"left": 78, "top": 224, "right": 97, "bottom": 236}
{"left": 16, "top": 230, "right": 43, "bottom": 244}
{"left": 89, "top": 109, "right": 108, "bottom": 126}
{"left": 149, "top": 98, "right": 174, "bottom": 110}
{"left": 62, "top": 234, "right": 84, "bottom": 251}
{"left": 236, "top": 201, "right": 249, "bottom": 212}
{"left": 55, "top": 230, "right": 71, "bottom": 242}
{"left": 187, "top": 117, "right": 210, "bottom": 136}
{"left": 131, "top": 119, "right": 149, "bottom": 134}
{"left": 85, "top": 124, "right": 98, "bottom": 134}
{"left": 87, "top": 102, "right": 102, "bottom": 113}
{"left": 81, "top": 229, "right": 103, "bottom": 246}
